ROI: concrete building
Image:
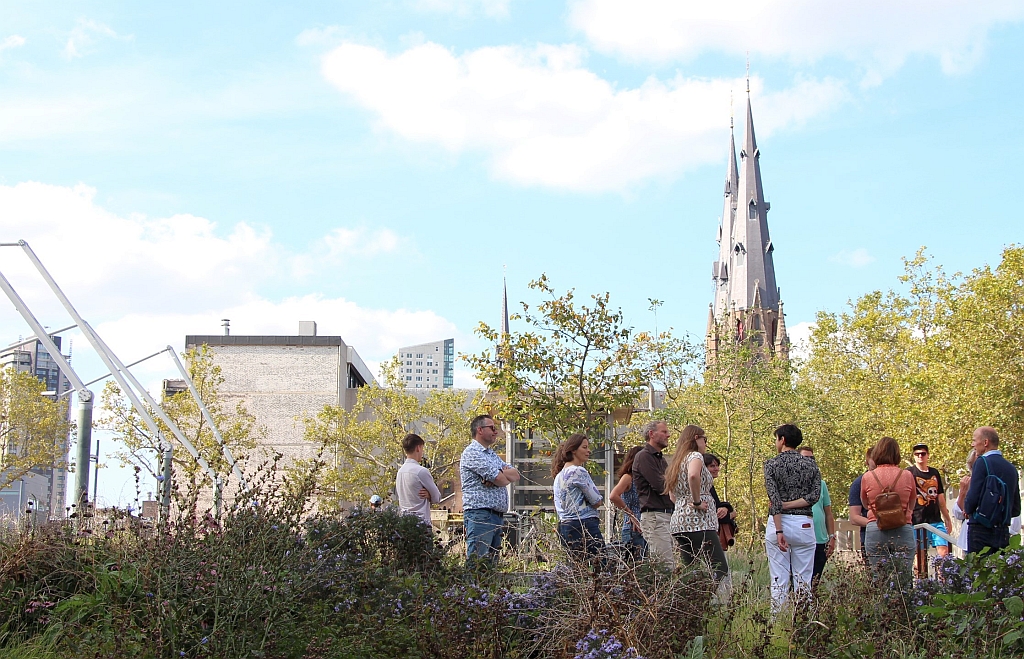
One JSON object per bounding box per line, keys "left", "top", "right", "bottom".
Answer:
{"left": 0, "top": 335, "right": 73, "bottom": 519}
{"left": 396, "top": 339, "right": 454, "bottom": 389}
{"left": 185, "top": 321, "right": 376, "bottom": 466}
{"left": 707, "top": 89, "right": 790, "bottom": 363}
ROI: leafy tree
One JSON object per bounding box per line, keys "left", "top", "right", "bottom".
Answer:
{"left": 99, "top": 345, "right": 260, "bottom": 487}
{"left": 663, "top": 327, "right": 797, "bottom": 546}
{"left": 0, "top": 367, "right": 71, "bottom": 491}
{"left": 302, "top": 357, "right": 483, "bottom": 509}
{"left": 466, "top": 275, "right": 693, "bottom": 445}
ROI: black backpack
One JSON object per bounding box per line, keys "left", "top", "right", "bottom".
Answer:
{"left": 972, "top": 456, "right": 1011, "bottom": 529}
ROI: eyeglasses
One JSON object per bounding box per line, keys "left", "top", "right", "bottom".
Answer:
{"left": 695, "top": 435, "right": 707, "bottom": 441}
{"left": 913, "top": 451, "right": 927, "bottom": 457}
{"left": 481, "top": 424, "right": 497, "bottom": 431}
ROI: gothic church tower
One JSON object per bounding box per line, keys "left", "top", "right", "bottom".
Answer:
{"left": 706, "top": 90, "right": 789, "bottom": 364}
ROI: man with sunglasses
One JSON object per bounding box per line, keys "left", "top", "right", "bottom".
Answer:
{"left": 907, "top": 443, "right": 953, "bottom": 573}
{"left": 459, "top": 414, "right": 520, "bottom": 563}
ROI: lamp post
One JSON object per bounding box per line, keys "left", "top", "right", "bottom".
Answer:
{"left": 606, "top": 405, "right": 634, "bottom": 540}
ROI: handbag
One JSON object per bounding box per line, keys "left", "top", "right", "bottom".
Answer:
{"left": 870, "top": 469, "right": 907, "bottom": 531}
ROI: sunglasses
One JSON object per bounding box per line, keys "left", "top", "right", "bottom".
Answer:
{"left": 913, "top": 451, "right": 928, "bottom": 456}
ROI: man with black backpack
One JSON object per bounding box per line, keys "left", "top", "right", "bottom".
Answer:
{"left": 964, "top": 427, "right": 1021, "bottom": 554}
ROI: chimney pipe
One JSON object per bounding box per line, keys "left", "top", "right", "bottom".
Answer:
{"left": 221, "top": 319, "right": 230, "bottom": 336}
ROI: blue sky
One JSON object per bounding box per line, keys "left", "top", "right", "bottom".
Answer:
{"left": 2, "top": 1, "right": 1023, "bottom": 506}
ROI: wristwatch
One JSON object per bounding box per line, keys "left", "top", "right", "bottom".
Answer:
{"left": 692, "top": 500, "right": 701, "bottom": 507}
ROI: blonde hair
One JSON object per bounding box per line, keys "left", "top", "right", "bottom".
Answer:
{"left": 663, "top": 425, "right": 704, "bottom": 495}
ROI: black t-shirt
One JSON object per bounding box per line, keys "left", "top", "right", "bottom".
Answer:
{"left": 908, "top": 466, "right": 945, "bottom": 525}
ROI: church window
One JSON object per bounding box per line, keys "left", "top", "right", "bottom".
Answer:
{"left": 748, "top": 200, "right": 756, "bottom": 219}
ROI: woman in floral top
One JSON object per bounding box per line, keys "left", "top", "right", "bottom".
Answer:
{"left": 552, "top": 433, "right": 604, "bottom": 558}
{"left": 662, "top": 425, "right": 728, "bottom": 580}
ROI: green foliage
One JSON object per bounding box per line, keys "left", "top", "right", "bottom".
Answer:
{"left": 301, "top": 358, "right": 483, "bottom": 507}
{"left": 467, "top": 274, "right": 694, "bottom": 444}
{"left": 0, "top": 367, "right": 71, "bottom": 491}
{"left": 98, "top": 345, "right": 260, "bottom": 486}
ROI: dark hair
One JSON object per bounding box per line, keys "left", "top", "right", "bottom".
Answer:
{"left": 912, "top": 443, "right": 928, "bottom": 453}
{"left": 618, "top": 445, "right": 644, "bottom": 478}
{"left": 871, "top": 436, "right": 901, "bottom": 467}
{"left": 402, "top": 433, "right": 425, "bottom": 454}
{"left": 774, "top": 424, "right": 803, "bottom": 449}
{"left": 551, "top": 434, "right": 590, "bottom": 477}
{"left": 470, "top": 414, "right": 493, "bottom": 438}
{"left": 704, "top": 453, "right": 721, "bottom": 467}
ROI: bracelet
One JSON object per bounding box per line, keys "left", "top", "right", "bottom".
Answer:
{"left": 776, "top": 530, "right": 785, "bottom": 534}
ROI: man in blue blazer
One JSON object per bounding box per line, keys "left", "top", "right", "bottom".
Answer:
{"left": 964, "top": 426, "right": 1022, "bottom": 554}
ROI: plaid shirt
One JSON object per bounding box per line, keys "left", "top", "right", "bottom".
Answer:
{"left": 459, "top": 440, "right": 509, "bottom": 512}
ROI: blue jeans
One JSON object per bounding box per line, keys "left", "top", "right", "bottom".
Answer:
{"left": 558, "top": 516, "right": 604, "bottom": 557}
{"left": 464, "top": 508, "right": 504, "bottom": 561}
{"left": 621, "top": 523, "right": 647, "bottom": 559}
{"left": 968, "top": 523, "right": 1010, "bottom": 555}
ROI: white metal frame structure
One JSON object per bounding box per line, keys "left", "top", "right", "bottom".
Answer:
{"left": 0, "top": 240, "right": 239, "bottom": 516}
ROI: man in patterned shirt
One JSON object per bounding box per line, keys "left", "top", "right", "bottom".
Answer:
{"left": 764, "top": 424, "right": 821, "bottom": 612}
{"left": 459, "top": 414, "right": 520, "bottom": 563}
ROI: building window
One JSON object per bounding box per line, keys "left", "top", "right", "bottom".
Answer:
{"left": 416, "top": 376, "right": 422, "bottom": 381}
{"left": 426, "top": 361, "right": 432, "bottom": 366}
{"left": 406, "top": 353, "right": 412, "bottom": 358}
{"left": 406, "top": 376, "right": 412, "bottom": 381}
{"left": 416, "top": 368, "right": 422, "bottom": 373}
{"left": 406, "top": 368, "right": 412, "bottom": 373}
{"left": 416, "top": 353, "right": 423, "bottom": 358}
{"left": 432, "top": 369, "right": 438, "bottom": 374}
{"left": 405, "top": 360, "right": 412, "bottom": 365}
{"left": 416, "top": 361, "right": 422, "bottom": 366}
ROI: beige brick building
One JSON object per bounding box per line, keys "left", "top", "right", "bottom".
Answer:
{"left": 185, "top": 321, "right": 376, "bottom": 467}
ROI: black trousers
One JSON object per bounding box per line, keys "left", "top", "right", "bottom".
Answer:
{"left": 674, "top": 530, "right": 729, "bottom": 581}
{"left": 812, "top": 543, "right": 828, "bottom": 581}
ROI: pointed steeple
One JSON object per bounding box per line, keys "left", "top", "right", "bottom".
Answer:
{"left": 501, "top": 275, "right": 510, "bottom": 337}
{"left": 712, "top": 117, "right": 739, "bottom": 319}
{"left": 729, "top": 91, "right": 779, "bottom": 313}
{"left": 496, "top": 274, "right": 510, "bottom": 370}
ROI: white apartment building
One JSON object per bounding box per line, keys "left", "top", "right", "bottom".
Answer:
{"left": 396, "top": 339, "right": 453, "bottom": 389}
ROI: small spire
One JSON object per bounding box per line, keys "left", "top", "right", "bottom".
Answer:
{"left": 746, "top": 52, "right": 750, "bottom": 95}
{"left": 501, "top": 271, "right": 510, "bottom": 337}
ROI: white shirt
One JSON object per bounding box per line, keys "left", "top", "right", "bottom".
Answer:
{"left": 395, "top": 458, "right": 441, "bottom": 526}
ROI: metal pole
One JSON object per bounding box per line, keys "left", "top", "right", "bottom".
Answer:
{"left": 92, "top": 439, "right": 100, "bottom": 507}
{"left": 605, "top": 418, "right": 613, "bottom": 540}
{"left": 1, "top": 324, "right": 77, "bottom": 352}
{"left": 160, "top": 441, "right": 173, "bottom": 521}
{"left": 58, "top": 347, "right": 170, "bottom": 397}
{"left": 75, "top": 397, "right": 94, "bottom": 509}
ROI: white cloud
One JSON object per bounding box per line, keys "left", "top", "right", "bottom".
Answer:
{"left": 323, "top": 227, "right": 401, "bottom": 257}
{"left": 829, "top": 248, "right": 876, "bottom": 268}
{"left": 787, "top": 320, "right": 814, "bottom": 361}
{"left": 0, "top": 35, "right": 26, "bottom": 52}
{"left": 63, "top": 19, "right": 130, "bottom": 59}
{"left": 0, "top": 181, "right": 444, "bottom": 371}
{"left": 321, "top": 41, "right": 847, "bottom": 191}
{"left": 570, "top": 1, "right": 1024, "bottom": 79}
{"left": 411, "top": 0, "right": 513, "bottom": 18}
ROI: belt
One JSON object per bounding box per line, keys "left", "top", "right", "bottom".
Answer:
{"left": 642, "top": 508, "right": 672, "bottom": 514}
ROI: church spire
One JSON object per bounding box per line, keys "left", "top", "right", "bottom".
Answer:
{"left": 712, "top": 114, "right": 739, "bottom": 319}
{"left": 501, "top": 274, "right": 510, "bottom": 338}
{"left": 729, "top": 91, "right": 779, "bottom": 313}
